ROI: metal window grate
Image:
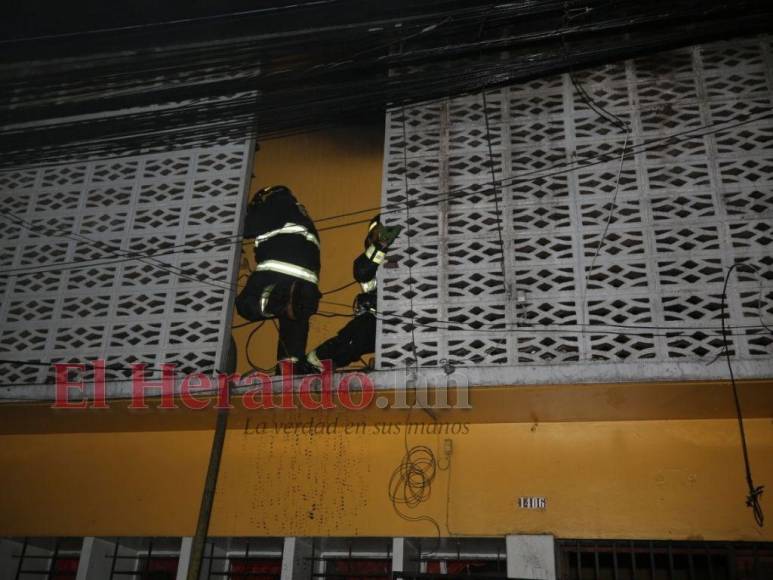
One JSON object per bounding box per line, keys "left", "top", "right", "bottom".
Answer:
{"left": 107, "top": 537, "right": 180, "bottom": 579}
{"left": 224, "top": 557, "right": 282, "bottom": 580}
{"left": 309, "top": 538, "right": 394, "bottom": 580}
{"left": 201, "top": 537, "right": 284, "bottom": 580}
{"left": 394, "top": 573, "right": 508, "bottom": 580}
{"left": 11, "top": 537, "right": 81, "bottom": 580}
{"left": 556, "top": 539, "right": 773, "bottom": 580}
{"left": 406, "top": 538, "right": 508, "bottom": 580}
{"left": 316, "top": 559, "right": 392, "bottom": 580}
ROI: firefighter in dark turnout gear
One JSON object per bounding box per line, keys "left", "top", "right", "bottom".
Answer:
{"left": 306, "top": 215, "right": 401, "bottom": 371}
{"left": 236, "top": 185, "right": 321, "bottom": 369}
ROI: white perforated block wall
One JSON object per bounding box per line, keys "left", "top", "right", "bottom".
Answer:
{"left": 376, "top": 36, "right": 773, "bottom": 383}
{"left": 0, "top": 141, "right": 253, "bottom": 387}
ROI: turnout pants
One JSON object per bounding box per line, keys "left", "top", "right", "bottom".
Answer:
{"left": 235, "top": 270, "right": 320, "bottom": 362}
{"left": 315, "top": 311, "right": 376, "bottom": 369}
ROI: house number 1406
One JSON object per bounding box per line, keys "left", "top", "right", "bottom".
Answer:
{"left": 518, "top": 497, "right": 546, "bottom": 510}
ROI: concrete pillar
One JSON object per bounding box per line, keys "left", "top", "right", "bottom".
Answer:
{"left": 177, "top": 537, "right": 193, "bottom": 580}
{"left": 391, "top": 538, "right": 420, "bottom": 576}
{"left": 76, "top": 537, "right": 117, "bottom": 580}
{"left": 505, "top": 535, "right": 556, "bottom": 580}
{"left": 0, "top": 539, "right": 24, "bottom": 580}
{"left": 281, "top": 537, "right": 313, "bottom": 580}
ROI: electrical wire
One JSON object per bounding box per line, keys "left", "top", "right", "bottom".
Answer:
{"left": 585, "top": 128, "right": 630, "bottom": 277}
{"left": 569, "top": 73, "right": 628, "bottom": 131}
{"left": 244, "top": 321, "right": 275, "bottom": 374}
{"left": 313, "top": 110, "right": 773, "bottom": 228}
{"left": 0, "top": 1, "right": 344, "bottom": 44}
{"left": 2, "top": 1, "right": 771, "bottom": 168}
{"left": 567, "top": 60, "right": 633, "bottom": 282}
{"left": 388, "top": 443, "right": 442, "bottom": 540}
{"left": 231, "top": 280, "right": 356, "bottom": 328}
{"left": 3, "top": 177, "right": 769, "bottom": 388}
{"left": 385, "top": 48, "right": 443, "bottom": 545}
{"left": 481, "top": 90, "right": 508, "bottom": 297}
{"left": 0, "top": 212, "right": 239, "bottom": 297}
{"left": 3, "top": 109, "right": 769, "bottom": 285}
{"left": 318, "top": 299, "right": 767, "bottom": 337}
{"left": 0, "top": 312, "right": 764, "bottom": 391}
{"left": 3, "top": 41, "right": 773, "bottom": 388}
{"left": 387, "top": 398, "right": 443, "bottom": 551}
{"left": 0, "top": 293, "right": 765, "bottom": 389}
{"left": 0, "top": 308, "right": 351, "bottom": 389}
{"left": 321, "top": 280, "right": 358, "bottom": 296}
{"left": 719, "top": 263, "right": 765, "bottom": 527}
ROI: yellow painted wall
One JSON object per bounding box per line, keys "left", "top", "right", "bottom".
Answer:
{"left": 233, "top": 125, "right": 385, "bottom": 372}
{"left": 210, "top": 417, "right": 773, "bottom": 540}
{"left": 0, "top": 410, "right": 770, "bottom": 541}
{"left": 0, "top": 429, "right": 212, "bottom": 537}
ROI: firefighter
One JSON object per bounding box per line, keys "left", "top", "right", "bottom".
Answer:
{"left": 306, "top": 215, "right": 401, "bottom": 372}
{"left": 236, "top": 185, "right": 321, "bottom": 372}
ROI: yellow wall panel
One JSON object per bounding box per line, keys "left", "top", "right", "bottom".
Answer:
{"left": 0, "top": 429, "right": 213, "bottom": 537}
{"left": 0, "top": 412, "right": 770, "bottom": 540}
{"left": 234, "top": 126, "right": 385, "bottom": 372}
{"left": 208, "top": 417, "right": 772, "bottom": 541}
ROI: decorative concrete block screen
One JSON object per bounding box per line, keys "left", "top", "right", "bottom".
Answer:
{"left": 0, "top": 141, "right": 252, "bottom": 387}
{"left": 376, "top": 35, "right": 773, "bottom": 383}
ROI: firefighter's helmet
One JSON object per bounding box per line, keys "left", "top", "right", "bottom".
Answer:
{"left": 365, "top": 215, "right": 382, "bottom": 248}
{"left": 252, "top": 184, "right": 294, "bottom": 205}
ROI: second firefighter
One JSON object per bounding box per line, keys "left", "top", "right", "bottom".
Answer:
{"left": 306, "top": 215, "right": 401, "bottom": 371}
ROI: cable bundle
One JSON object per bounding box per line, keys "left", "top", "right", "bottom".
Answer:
{"left": 1, "top": 0, "right": 772, "bottom": 168}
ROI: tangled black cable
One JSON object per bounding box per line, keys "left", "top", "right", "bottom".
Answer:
{"left": 720, "top": 263, "right": 765, "bottom": 527}
{"left": 388, "top": 444, "right": 442, "bottom": 538}
{"left": 389, "top": 444, "right": 437, "bottom": 508}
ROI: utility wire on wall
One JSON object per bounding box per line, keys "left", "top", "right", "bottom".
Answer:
{"left": 1, "top": 47, "right": 763, "bottom": 392}
{"left": 720, "top": 264, "right": 766, "bottom": 527}
{"left": 1, "top": 0, "right": 772, "bottom": 168}
{"left": 2, "top": 110, "right": 771, "bottom": 281}
{"left": 481, "top": 90, "right": 509, "bottom": 299}
{"left": 1, "top": 103, "right": 772, "bottom": 390}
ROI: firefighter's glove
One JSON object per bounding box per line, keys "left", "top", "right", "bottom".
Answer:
{"left": 376, "top": 225, "right": 402, "bottom": 250}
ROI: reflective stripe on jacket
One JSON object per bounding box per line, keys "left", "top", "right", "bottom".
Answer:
{"left": 255, "top": 260, "right": 319, "bottom": 284}
{"left": 364, "top": 244, "right": 385, "bottom": 264}
{"left": 254, "top": 222, "right": 320, "bottom": 250}
{"left": 359, "top": 278, "right": 377, "bottom": 293}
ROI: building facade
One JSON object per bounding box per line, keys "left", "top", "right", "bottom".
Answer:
{"left": 0, "top": 34, "right": 772, "bottom": 580}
